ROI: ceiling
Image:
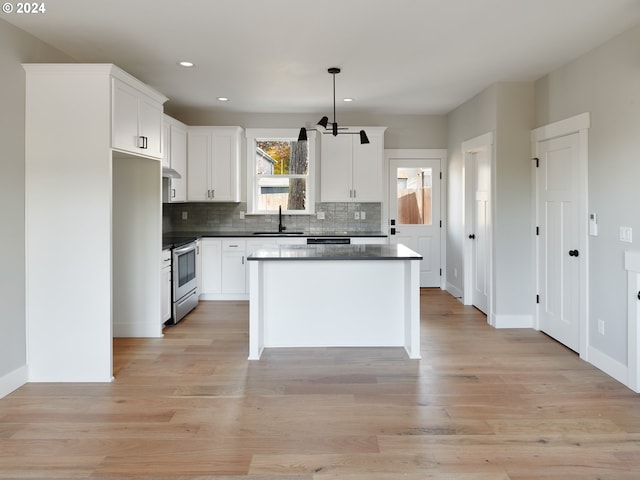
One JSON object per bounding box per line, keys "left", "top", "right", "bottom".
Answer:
{"left": 6, "top": 0, "right": 640, "bottom": 115}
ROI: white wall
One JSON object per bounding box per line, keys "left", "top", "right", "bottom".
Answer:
{"left": 0, "top": 19, "right": 73, "bottom": 396}
{"left": 446, "top": 83, "right": 535, "bottom": 324}
{"left": 535, "top": 24, "right": 640, "bottom": 366}
{"left": 446, "top": 85, "right": 498, "bottom": 298}
{"left": 165, "top": 109, "right": 448, "bottom": 150}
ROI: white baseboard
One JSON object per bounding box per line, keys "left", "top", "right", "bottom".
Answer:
{"left": 112, "top": 323, "right": 163, "bottom": 338}
{"left": 445, "top": 282, "right": 464, "bottom": 303}
{"left": 587, "top": 345, "right": 630, "bottom": 389}
{"left": 199, "top": 293, "right": 249, "bottom": 301}
{"left": 0, "top": 365, "right": 28, "bottom": 399}
{"left": 493, "top": 314, "right": 534, "bottom": 329}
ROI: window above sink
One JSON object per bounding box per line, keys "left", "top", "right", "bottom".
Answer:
{"left": 245, "top": 128, "right": 316, "bottom": 216}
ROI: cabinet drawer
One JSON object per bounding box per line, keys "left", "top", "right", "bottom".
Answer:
{"left": 222, "top": 239, "right": 246, "bottom": 251}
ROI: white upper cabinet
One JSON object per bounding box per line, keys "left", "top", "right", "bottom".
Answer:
{"left": 112, "top": 78, "right": 165, "bottom": 159}
{"left": 162, "top": 114, "right": 187, "bottom": 202}
{"left": 321, "top": 127, "right": 386, "bottom": 202}
{"left": 187, "top": 126, "right": 242, "bottom": 202}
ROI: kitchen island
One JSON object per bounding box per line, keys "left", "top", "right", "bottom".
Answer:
{"left": 247, "top": 243, "right": 422, "bottom": 360}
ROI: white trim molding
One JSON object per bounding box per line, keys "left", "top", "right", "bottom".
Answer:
{"left": 384, "top": 149, "right": 448, "bottom": 290}
{"left": 0, "top": 365, "right": 28, "bottom": 399}
{"left": 461, "top": 132, "right": 494, "bottom": 323}
{"left": 531, "top": 112, "right": 590, "bottom": 360}
{"left": 624, "top": 250, "right": 640, "bottom": 392}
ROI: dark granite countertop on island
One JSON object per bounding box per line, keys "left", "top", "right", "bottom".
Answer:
{"left": 247, "top": 243, "right": 422, "bottom": 261}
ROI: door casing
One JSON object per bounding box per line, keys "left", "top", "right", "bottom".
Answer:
{"left": 532, "top": 112, "right": 590, "bottom": 359}
{"left": 462, "top": 133, "right": 494, "bottom": 323}
{"left": 384, "top": 149, "right": 447, "bottom": 289}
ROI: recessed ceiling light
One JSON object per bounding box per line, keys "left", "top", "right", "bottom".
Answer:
{"left": 217, "top": 97, "right": 229, "bottom": 102}
{"left": 178, "top": 61, "right": 195, "bottom": 68}
{"left": 343, "top": 98, "right": 354, "bottom": 102}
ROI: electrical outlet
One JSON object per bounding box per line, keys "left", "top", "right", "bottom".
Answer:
{"left": 239, "top": 211, "right": 245, "bottom": 219}
{"left": 181, "top": 211, "right": 188, "bottom": 220}
{"left": 454, "top": 268, "right": 458, "bottom": 278}
{"left": 354, "top": 212, "right": 360, "bottom": 220}
{"left": 598, "top": 319, "right": 605, "bottom": 335}
{"left": 316, "top": 211, "right": 325, "bottom": 220}
{"left": 360, "top": 211, "right": 366, "bottom": 220}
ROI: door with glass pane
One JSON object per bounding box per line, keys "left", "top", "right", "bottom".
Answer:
{"left": 389, "top": 158, "right": 441, "bottom": 287}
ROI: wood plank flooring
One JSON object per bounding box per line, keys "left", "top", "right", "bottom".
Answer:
{"left": 2, "top": 289, "right": 640, "bottom": 478}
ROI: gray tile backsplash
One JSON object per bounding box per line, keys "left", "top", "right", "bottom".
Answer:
{"left": 163, "top": 202, "right": 382, "bottom": 234}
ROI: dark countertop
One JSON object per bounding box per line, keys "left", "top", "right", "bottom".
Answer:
{"left": 247, "top": 243, "right": 422, "bottom": 261}
{"left": 163, "top": 231, "right": 387, "bottom": 249}
{"left": 162, "top": 235, "right": 198, "bottom": 250}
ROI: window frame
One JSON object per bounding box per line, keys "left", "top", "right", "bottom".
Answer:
{"left": 245, "top": 128, "right": 316, "bottom": 215}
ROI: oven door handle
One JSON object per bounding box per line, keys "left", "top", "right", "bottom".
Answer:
{"left": 173, "top": 243, "right": 197, "bottom": 256}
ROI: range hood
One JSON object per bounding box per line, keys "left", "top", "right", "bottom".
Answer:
{"left": 162, "top": 166, "right": 182, "bottom": 179}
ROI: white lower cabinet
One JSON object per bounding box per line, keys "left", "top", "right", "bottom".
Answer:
{"left": 161, "top": 249, "right": 172, "bottom": 325}
{"left": 350, "top": 237, "right": 387, "bottom": 245}
{"left": 200, "top": 238, "right": 248, "bottom": 300}
{"left": 199, "top": 236, "right": 386, "bottom": 300}
{"left": 222, "top": 240, "right": 246, "bottom": 294}
{"left": 200, "top": 238, "right": 222, "bottom": 296}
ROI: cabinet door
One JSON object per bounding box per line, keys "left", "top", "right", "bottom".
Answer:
{"left": 210, "top": 130, "right": 240, "bottom": 202}
{"left": 162, "top": 122, "right": 171, "bottom": 168}
{"left": 222, "top": 251, "right": 246, "bottom": 293}
{"left": 113, "top": 79, "right": 163, "bottom": 159}
{"left": 170, "top": 125, "right": 187, "bottom": 202}
{"left": 187, "top": 131, "right": 211, "bottom": 202}
{"left": 222, "top": 240, "right": 246, "bottom": 293}
{"left": 321, "top": 134, "right": 353, "bottom": 202}
{"left": 112, "top": 79, "right": 140, "bottom": 154}
{"left": 138, "top": 94, "right": 164, "bottom": 158}
{"left": 161, "top": 265, "right": 171, "bottom": 323}
{"left": 200, "top": 239, "right": 222, "bottom": 294}
{"left": 350, "top": 237, "right": 387, "bottom": 245}
{"left": 352, "top": 132, "right": 383, "bottom": 202}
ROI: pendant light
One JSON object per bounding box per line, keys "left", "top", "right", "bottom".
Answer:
{"left": 298, "top": 67, "right": 369, "bottom": 144}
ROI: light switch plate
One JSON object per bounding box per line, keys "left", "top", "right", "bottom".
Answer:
{"left": 620, "top": 226, "right": 633, "bottom": 243}
{"left": 316, "top": 211, "right": 325, "bottom": 220}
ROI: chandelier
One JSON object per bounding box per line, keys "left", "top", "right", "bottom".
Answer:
{"left": 298, "top": 67, "right": 369, "bottom": 144}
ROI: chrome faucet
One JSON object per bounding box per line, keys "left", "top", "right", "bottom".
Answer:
{"left": 278, "top": 205, "right": 286, "bottom": 232}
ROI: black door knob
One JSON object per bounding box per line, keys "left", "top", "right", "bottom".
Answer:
{"left": 468, "top": 234, "right": 476, "bottom": 239}
{"left": 569, "top": 249, "right": 579, "bottom": 257}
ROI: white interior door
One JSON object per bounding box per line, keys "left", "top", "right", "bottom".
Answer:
{"left": 389, "top": 158, "right": 441, "bottom": 287}
{"left": 536, "top": 133, "right": 581, "bottom": 351}
{"left": 470, "top": 150, "right": 490, "bottom": 314}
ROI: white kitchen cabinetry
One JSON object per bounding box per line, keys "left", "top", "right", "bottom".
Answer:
{"left": 113, "top": 78, "right": 165, "bottom": 159}
{"left": 200, "top": 238, "right": 223, "bottom": 296}
{"left": 350, "top": 237, "right": 388, "bottom": 245}
{"left": 321, "top": 127, "right": 386, "bottom": 202}
{"left": 161, "top": 249, "right": 172, "bottom": 325}
{"left": 187, "top": 126, "right": 242, "bottom": 202}
{"left": 24, "top": 64, "right": 167, "bottom": 383}
{"left": 162, "top": 115, "right": 187, "bottom": 202}
{"left": 222, "top": 240, "right": 246, "bottom": 294}
{"left": 200, "top": 237, "right": 306, "bottom": 300}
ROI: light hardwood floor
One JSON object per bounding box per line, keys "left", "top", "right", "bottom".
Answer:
{"left": 1, "top": 289, "right": 640, "bottom": 479}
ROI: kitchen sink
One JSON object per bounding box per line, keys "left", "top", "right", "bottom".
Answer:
{"left": 252, "top": 231, "right": 305, "bottom": 236}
